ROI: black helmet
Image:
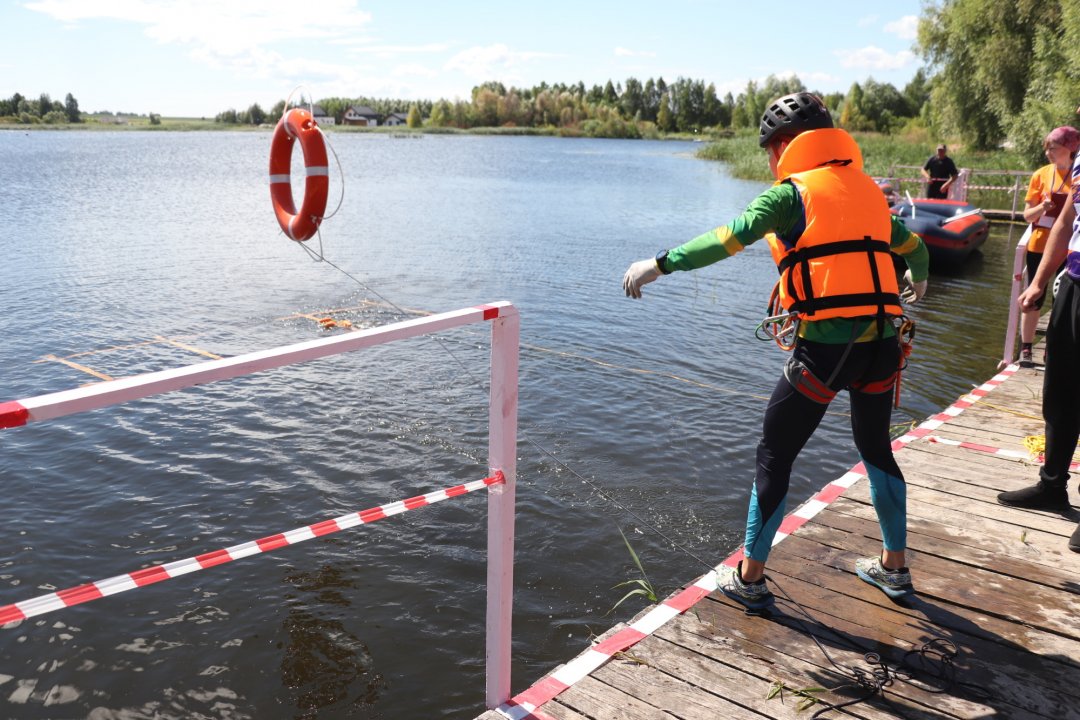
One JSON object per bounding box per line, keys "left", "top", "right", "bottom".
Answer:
{"left": 758, "top": 92, "right": 833, "bottom": 148}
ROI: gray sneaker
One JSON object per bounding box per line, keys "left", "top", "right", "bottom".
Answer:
{"left": 717, "top": 563, "right": 775, "bottom": 611}
{"left": 856, "top": 556, "right": 914, "bottom": 599}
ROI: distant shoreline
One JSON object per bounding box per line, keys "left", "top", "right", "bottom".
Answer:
{"left": 0, "top": 116, "right": 715, "bottom": 142}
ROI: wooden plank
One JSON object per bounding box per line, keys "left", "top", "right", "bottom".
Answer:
{"left": 735, "top": 550, "right": 1077, "bottom": 717}
{"left": 820, "top": 497, "right": 1080, "bottom": 576}
{"left": 589, "top": 654, "right": 769, "bottom": 719}
{"left": 769, "top": 530, "right": 1080, "bottom": 652}
{"left": 554, "top": 674, "right": 683, "bottom": 720}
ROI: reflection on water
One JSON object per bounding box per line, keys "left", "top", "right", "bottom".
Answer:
{"left": 0, "top": 130, "right": 1024, "bottom": 718}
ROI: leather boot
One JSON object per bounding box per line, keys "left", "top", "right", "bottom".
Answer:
{"left": 997, "top": 480, "right": 1070, "bottom": 512}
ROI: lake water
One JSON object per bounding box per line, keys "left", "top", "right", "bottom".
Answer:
{"left": 0, "top": 130, "right": 1023, "bottom": 718}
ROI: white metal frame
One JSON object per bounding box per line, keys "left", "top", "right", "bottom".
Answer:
{"left": 1001, "top": 227, "right": 1032, "bottom": 369}
{"left": 0, "top": 301, "right": 520, "bottom": 708}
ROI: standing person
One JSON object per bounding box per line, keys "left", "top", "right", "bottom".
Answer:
{"left": 921, "top": 144, "right": 959, "bottom": 199}
{"left": 1017, "top": 127, "right": 1080, "bottom": 367}
{"left": 998, "top": 122, "right": 1080, "bottom": 554}
{"left": 622, "top": 93, "right": 930, "bottom": 610}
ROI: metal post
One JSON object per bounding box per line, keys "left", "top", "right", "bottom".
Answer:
{"left": 485, "top": 308, "right": 519, "bottom": 708}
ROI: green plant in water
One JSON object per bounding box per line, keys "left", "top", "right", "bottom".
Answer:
{"left": 607, "top": 527, "right": 658, "bottom": 614}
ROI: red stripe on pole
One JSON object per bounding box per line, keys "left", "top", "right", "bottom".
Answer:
{"left": 0, "top": 401, "right": 29, "bottom": 429}
{"left": 0, "top": 605, "right": 27, "bottom": 625}
{"left": 309, "top": 519, "right": 340, "bottom": 536}
{"left": 404, "top": 495, "right": 428, "bottom": 510}
{"left": 57, "top": 583, "right": 104, "bottom": 607}
{"left": 359, "top": 508, "right": 386, "bottom": 523}
{"left": 197, "top": 549, "right": 232, "bottom": 568}
{"left": 478, "top": 305, "right": 500, "bottom": 320}
{"left": 130, "top": 566, "right": 170, "bottom": 587}
{"left": 256, "top": 534, "right": 289, "bottom": 552}
{"left": 445, "top": 484, "right": 468, "bottom": 497}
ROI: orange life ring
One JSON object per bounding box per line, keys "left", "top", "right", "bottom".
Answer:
{"left": 269, "top": 108, "right": 329, "bottom": 242}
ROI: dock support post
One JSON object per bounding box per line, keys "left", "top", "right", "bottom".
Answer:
{"left": 486, "top": 309, "right": 519, "bottom": 708}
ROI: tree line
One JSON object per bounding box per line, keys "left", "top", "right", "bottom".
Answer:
{"left": 215, "top": 73, "right": 930, "bottom": 141}
{"left": 0, "top": 92, "right": 82, "bottom": 124}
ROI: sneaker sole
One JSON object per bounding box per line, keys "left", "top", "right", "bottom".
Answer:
{"left": 719, "top": 587, "right": 775, "bottom": 611}
{"left": 856, "top": 568, "right": 914, "bottom": 599}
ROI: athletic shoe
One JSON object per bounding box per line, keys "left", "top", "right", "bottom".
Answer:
{"left": 855, "top": 556, "right": 915, "bottom": 599}
{"left": 717, "top": 563, "right": 775, "bottom": 612}
{"left": 1019, "top": 347, "right": 1034, "bottom": 368}
{"left": 997, "top": 481, "right": 1071, "bottom": 512}
{"left": 1070, "top": 523, "right": 1080, "bottom": 554}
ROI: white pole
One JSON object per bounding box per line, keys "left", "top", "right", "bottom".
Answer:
{"left": 485, "top": 307, "right": 519, "bottom": 708}
{"left": 1001, "top": 227, "right": 1031, "bottom": 369}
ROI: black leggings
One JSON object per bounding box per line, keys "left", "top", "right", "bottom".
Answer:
{"left": 744, "top": 336, "right": 906, "bottom": 561}
{"left": 1041, "top": 274, "right": 1080, "bottom": 487}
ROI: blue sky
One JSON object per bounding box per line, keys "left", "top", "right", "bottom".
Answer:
{"left": 2, "top": 0, "right": 926, "bottom": 118}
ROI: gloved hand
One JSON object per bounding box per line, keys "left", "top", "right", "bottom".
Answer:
{"left": 623, "top": 258, "right": 662, "bottom": 299}
{"left": 900, "top": 268, "right": 928, "bottom": 304}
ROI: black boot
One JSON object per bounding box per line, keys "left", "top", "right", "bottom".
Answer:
{"left": 1071, "top": 523, "right": 1080, "bottom": 553}
{"left": 997, "top": 481, "right": 1070, "bottom": 512}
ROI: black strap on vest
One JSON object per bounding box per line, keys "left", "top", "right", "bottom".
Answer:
{"left": 778, "top": 236, "right": 896, "bottom": 334}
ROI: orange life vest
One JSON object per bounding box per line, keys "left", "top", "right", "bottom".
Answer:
{"left": 765, "top": 128, "right": 902, "bottom": 321}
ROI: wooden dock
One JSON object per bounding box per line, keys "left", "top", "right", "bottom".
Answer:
{"left": 479, "top": 345, "right": 1080, "bottom": 719}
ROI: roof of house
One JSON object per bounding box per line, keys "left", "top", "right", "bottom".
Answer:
{"left": 347, "top": 105, "right": 378, "bottom": 116}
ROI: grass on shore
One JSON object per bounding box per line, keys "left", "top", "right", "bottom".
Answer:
{"left": 696, "top": 128, "right": 1039, "bottom": 212}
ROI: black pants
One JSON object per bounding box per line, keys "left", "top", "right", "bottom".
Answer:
{"left": 1041, "top": 274, "right": 1080, "bottom": 487}
{"left": 745, "top": 336, "right": 906, "bottom": 561}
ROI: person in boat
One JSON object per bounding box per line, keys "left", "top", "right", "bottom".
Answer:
{"left": 1016, "top": 126, "right": 1080, "bottom": 367}
{"left": 921, "top": 144, "right": 959, "bottom": 199}
{"left": 622, "top": 92, "right": 931, "bottom": 610}
{"left": 999, "top": 117, "right": 1080, "bottom": 554}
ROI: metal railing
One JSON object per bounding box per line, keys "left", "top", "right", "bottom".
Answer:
{"left": 0, "top": 301, "right": 521, "bottom": 709}
{"left": 884, "top": 165, "right": 1033, "bottom": 218}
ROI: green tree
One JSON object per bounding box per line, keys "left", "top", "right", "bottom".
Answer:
{"left": 246, "top": 102, "right": 266, "bottom": 125}
{"left": 657, "top": 92, "right": 673, "bottom": 132}
{"left": 621, "top": 77, "right": 643, "bottom": 120}
{"left": 406, "top": 103, "right": 421, "bottom": 128}
{"left": 64, "top": 93, "right": 81, "bottom": 123}
{"left": 603, "top": 79, "right": 618, "bottom": 105}
{"left": 918, "top": 0, "right": 1065, "bottom": 149}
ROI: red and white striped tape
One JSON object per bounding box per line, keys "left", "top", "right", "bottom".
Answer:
{"left": 0, "top": 472, "right": 504, "bottom": 626}
{"left": 925, "top": 434, "right": 1080, "bottom": 469}
{"left": 495, "top": 367, "right": 1019, "bottom": 720}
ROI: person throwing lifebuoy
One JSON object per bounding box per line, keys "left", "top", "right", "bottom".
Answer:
{"left": 622, "top": 93, "right": 930, "bottom": 611}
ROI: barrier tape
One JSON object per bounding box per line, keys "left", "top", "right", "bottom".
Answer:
{"left": 495, "top": 368, "right": 1019, "bottom": 720}
{"left": 0, "top": 472, "right": 505, "bottom": 626}
{"left": 925, "top": 435, "right": 1080, "bottom": 470}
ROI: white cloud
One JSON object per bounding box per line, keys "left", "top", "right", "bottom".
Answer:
{"left": 392, "top": 63, "right": 438, "bottom": 79}
{"left": 443, "top": 43, "right": 556, "bottom": 81}
{"left": 347, "top": 43, "right": 451, "bottom": 57}
{"left": 835, "top": 46, "right": 916, "bottom": 71}
{"left": 884, "top": 15, "right": 919, "bottom": 40}
{"left": 614, "top": 47, "right": 656, "bottom": 58}
{"left": 25, "top": 0, "right": 373, "bottom": 67}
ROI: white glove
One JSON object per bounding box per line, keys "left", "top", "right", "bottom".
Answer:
{"left": 900, "top": 269, "right": 928, "bottom": 304}
{"left": 623, "top": 258, "right": 662, "bottom": 299}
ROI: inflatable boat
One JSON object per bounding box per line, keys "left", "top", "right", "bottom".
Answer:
{"left": 891, "top": 198, "right": 989, "bottom": 266}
